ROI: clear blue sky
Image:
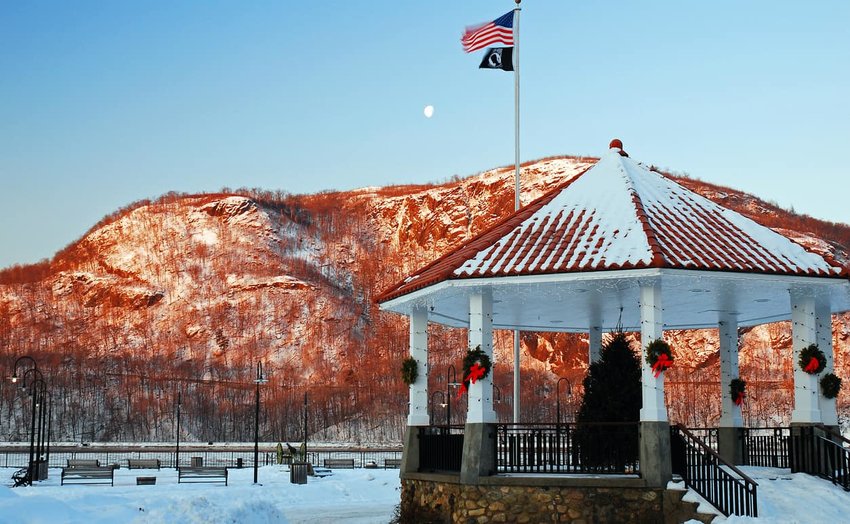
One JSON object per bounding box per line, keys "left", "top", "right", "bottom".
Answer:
{"left": 1, "top": 1, "right": 848, "bottom": 268}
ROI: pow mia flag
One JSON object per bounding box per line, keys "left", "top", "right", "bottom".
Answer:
{"left": 479, "top": 47, "right": 514, "bottom": 71}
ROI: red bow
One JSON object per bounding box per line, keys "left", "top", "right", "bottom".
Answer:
{"left": 804, "top": 357, "right": 820, "bottom": 373}
{"left": 734, "top": 391, "right": 745, "bottom": 406}
{"left": 456, "top": 363, "right": 488, "bottom": 399}
{"left": 466, "top": 363, "right": 486, "bottom": 384}
{"left": 652, "top": 353, "right": 673, "bottom": 378}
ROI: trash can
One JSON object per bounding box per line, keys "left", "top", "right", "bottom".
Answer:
{"left": 236, "top": 458, "right": 243, "bottom": 468}
{"left": 136, "top": 476, "right": 156, "bottom": 485}
{"left": 290, "top": 462, "right": 308, "bottom": 484}
{"left": 191, "top": 457, "right": 203, "bottom": 467}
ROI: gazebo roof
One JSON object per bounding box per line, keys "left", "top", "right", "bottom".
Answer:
{"left": 378, "top": 142, "right": 850, "bottom": 331}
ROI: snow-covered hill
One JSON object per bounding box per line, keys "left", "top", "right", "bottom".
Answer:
{"left": 1, "top": 155, "right": 848, "bottom": 442}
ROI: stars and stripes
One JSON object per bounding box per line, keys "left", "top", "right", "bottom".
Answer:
{"left": 461, "top": 11, "right": 514, "bottom": 53}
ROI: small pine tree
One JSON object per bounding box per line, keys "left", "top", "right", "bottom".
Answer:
{"left": 576, "top": 331, "right": 641, "bottom": 470}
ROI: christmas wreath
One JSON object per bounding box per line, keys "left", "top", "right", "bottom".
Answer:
{"left": 645, "top": 339, "right": 674, "bottom": 378}
{"left": 456, "top": 345, "right": 492, "bottom": 398}
{"left": 730, "top": 378, "right": 747, "bottom": 406}
{"left": 401, "top": 357, "right": 418, "bottom": 386}
{"left": 820, "top": 373, "right": 842, "bottom": 399}
{"left": 798, "top": 344, "right": 826, "bottom": 375}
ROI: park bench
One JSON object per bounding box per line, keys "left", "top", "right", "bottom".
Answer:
{"left": 178, "top": 466, "right": 228, "bottom": 486}
{"left": 66, "top": 459, "right": 100, "bottom": 468}
{"left": 11, "top": 467, "right": 29, "bottom": 487}
{"left": 128, "top": 458, "right": 161, "bottom": 470}
{"left": 323, "top": 458, "right": 355, "bottom": 469}
{"left": 383, "top": 458, "right": 402, "bottom": 469}
{"left": 61, "top": 466, "right": 115, "bottom": 486}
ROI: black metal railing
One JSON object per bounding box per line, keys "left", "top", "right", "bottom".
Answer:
{"left": 686, "top": 428, "right": 719, "bottom": 452}
{"left": 790, "top": 425, "right": 850, "bottom": 491}
{"left": 671, "top": 425, "right": 758, "bottom": 518}
{"left": 741, "top": 427, "right": 789, "bottom": 468}
{"left": 496, "top": 423, "right": 639, "bottom": 474}
{"left": 418, "top": 425, "right": 464, "bottom": 473}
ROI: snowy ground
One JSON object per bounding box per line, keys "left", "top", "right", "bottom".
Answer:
{"left": 1, "top": 465, "right": 848, "bottom": 523}
{"left": 0, "top": 465, "right": 400, "bottom": 524}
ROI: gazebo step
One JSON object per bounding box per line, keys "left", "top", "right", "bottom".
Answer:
{"left": 663, "top": 487, "right": 718, "bottom": 524}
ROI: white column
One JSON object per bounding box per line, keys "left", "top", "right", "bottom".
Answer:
{"left": 467, "top": 291, "right": 496, "bottom": 424}
{"left": 790, "top": 292, "right": 821, "bottom": 423}
{"left": 816, "top": 299, "right": 837, "bottom": 426}
{"left": 407, "top": 307, "right": 430, "bottom": 426}
{"left": 718, "top": 313, "right": 743, "bottom": 427}
{"left": 639, "top": 281, "right": 667, "bottom": 422}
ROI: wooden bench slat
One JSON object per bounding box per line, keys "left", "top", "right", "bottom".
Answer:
{"left": 178, "top": 466, "right": 228, "bottom": 486}
{"left": 61, "top": 466, "right": 114, "bottom": 486}
{"left": 128, "top": 459, "right": 161, "bottom": 470}
{"left": 323, "top": 459, "right": 356, "bottom": 469}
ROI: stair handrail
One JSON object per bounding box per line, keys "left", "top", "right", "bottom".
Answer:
{"left": 672, "top": 425, "right": 758, "bottom": 517}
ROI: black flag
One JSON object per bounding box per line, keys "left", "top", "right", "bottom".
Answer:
{"left": 479, "top": 47, "right": 514, "bottom": 71}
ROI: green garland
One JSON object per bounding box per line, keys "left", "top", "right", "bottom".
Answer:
{"left": 462, "top": 345, "right": 492, "bottom": 384}
{"left": 645, "top": 339, "right": 674, "bottom": 368}
{"left": 798, "top": 344, "right": 826, "bottom": 375}
{"left": 820, "top": 373, "right": 842, "bottom": 399}
{"left": 730, "top": 378, "right": 747, "bottom": 406}
{"left": 401, "top": 357, "right": 418, "bottom": 385}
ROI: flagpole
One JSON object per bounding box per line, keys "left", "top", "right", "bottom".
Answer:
{"left": 512, "top": 0, "right": 522, "bottom": 425}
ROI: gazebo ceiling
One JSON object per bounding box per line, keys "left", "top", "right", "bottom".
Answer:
{"left": 378, "top": 142, "right": 850, "bottom": 331}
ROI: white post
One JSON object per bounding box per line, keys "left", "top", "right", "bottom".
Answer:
{"left": 639, "top": 281, "right": 667, "bottom": 422}
{"left": 816, "top": 299, "right": 837, "bottom": 426}
{"left": 407, "top": 307, "right": 430, "bottom": 426}
{"left": 790, "top": 292, "right": 821, "bottom": 423}
{"left": 468, "top": 292, "right": 496, "bottom": 424}
{"left": 718, "top": 314, "right": 743, "bottom": 427}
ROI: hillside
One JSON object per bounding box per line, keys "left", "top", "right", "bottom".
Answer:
{"left": 1, "top": 156, "right": 848, "bottom": 443}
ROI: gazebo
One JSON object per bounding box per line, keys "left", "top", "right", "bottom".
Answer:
{"left": 377, "top": 141, "right": 850, "bottom": 521}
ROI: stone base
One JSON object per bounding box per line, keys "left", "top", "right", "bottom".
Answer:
{"left": 717, "top": 427, "right": 742, "bottom": 465}
{"left": 460, "top": 423, "right": 496, "bottom": 484}
{"left": 400, "top": 477, "right": 664, "bottom": 523}
{"left": 639, "top": 421, "right": 672, "bottom": 487}
{"left": 401, "top": 425, "right": 421, "bottom": 475}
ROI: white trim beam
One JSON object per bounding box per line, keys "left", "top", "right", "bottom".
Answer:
{"left": 791, "top": 292, "right": 821, "bottom": 424}
{"left": 467, "top": 292, "right": 496, "bottom": 424}
{"left": 407, "top": 307, "right": 430, "bottom": 426}
{"left": 640, "top": 281, "right": 667, "bottom": 422}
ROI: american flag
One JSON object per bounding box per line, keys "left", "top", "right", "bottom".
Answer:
{"left": 461, "top": 11, "right": 514, "bottom": 53}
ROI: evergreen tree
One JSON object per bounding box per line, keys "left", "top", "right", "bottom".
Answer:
{"left": 575, "top": 331, "right": 641, "bottom": 470}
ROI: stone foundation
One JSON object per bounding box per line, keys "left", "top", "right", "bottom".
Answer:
{"left": 400, "top": 477, "right": 664, "bottom": 523}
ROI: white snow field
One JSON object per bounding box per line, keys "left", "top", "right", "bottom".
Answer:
{"left": 2, "top": 465, "right": 849, "bottom": 523}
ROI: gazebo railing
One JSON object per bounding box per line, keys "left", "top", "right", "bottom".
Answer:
{"left": 685, "top": 427, "right": 718, "bottom": 452}
{"left": 418, "top": 425, "right": 464, "bottom": 473}
{"left": 741, "top": 427, "right": 790, "bottom": 468}
{"left": 790, "top": 425, "right": 850, "bottom": 491}
{"left": 671, "top": 425, "right": 758, "bottom": 518}
{"left": 496, "top": 422, "right": 639, "bottom": 474}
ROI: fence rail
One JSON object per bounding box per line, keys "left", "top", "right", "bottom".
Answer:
{"left": 790, "top": 425, "right": 850, "bottom": 491}
{"left": 742, "top": 427, "right": 789, "bottom": 468}
{"left": 0, "top": 445, "right": 401, "bottom": 470}
{"left": 671, "top": 425, "right": 758, "bottom": 518}
{"left": 418, "top": 426, "right": 464, "bottom": 473}
{"left": 496, "top": 422, "right": 639, "bottom": 475}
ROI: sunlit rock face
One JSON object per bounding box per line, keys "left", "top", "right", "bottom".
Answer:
{"left": 1, "top": 156, "right": 848, "bottom": 441}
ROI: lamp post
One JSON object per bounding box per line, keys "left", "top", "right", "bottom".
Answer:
{"left": 556, "top": 377, "right": 572, "bottom": 427}
{"left": 430, "top": 391, "right": 445, "bottom": 426}
{"left": 253, "top": 362, "right": 268, "bottom": 484}
{"left": 9, "top": 356, "right": 37, "bottom": 384}
{"left": 446, "top": 365, "right": 458, "bottom": 426}
{"left": 175, "top": 391, "right": 182, "bottom": 470}
{"left": 20, "top": 368, "right": 44, "bottom": 485}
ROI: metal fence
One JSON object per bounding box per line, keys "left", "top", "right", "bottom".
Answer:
{"left": 0, "top": 445, "right": 402, "bottom": 470}
{"left": 496, "top": 422, "right": 639, "bottom": 475}
{"left": 741, "top": 427, "right": 789, "bottom": 468}
{"left": 418, "top": 426, "right": 464, "bottom": 473}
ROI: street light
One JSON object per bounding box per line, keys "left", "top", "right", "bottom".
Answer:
{"left": 175, "top": 391, "right": 182, "bottom": 470}
{"left": 253, "top": 362, "right": 268, "bottom": 484}
{"left": 9, "top": 355, "right": 37, "bottom": 384}
{"left": 446, "top": 365, "right": 459, "bottom": 426}
{"left": 20, "top": 369, "right": 45, "bottom": 485}
{"left": 556, "top": 377, "right": 572, "bottom": 428}
{"left": 430, "top": 391, "right": 445, "bottom": 425}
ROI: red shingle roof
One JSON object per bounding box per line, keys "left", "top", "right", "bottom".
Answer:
{"left": 377, "top": 147, "right": 848, "bottom": 304}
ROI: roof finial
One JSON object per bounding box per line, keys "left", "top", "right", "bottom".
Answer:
{"left": 609, "top": 138, "right": 628, "bottom": 157}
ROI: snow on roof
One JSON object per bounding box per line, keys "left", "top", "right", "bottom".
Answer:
{"left": 377, "top": 143, "right": 848, "bottom": 304}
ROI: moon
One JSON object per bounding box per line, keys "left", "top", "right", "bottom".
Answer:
{"left": 423, "top": 105, "right": 434, "bottom": 118}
